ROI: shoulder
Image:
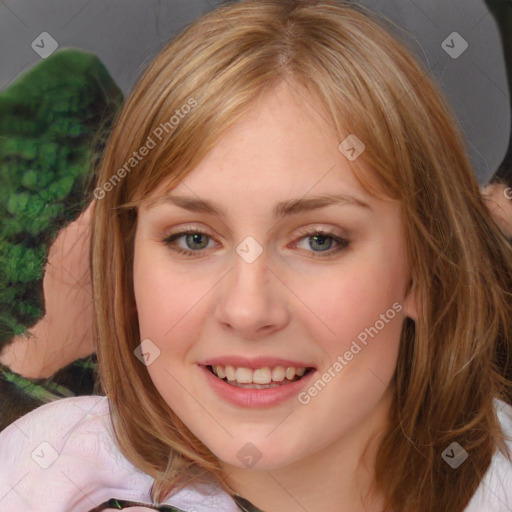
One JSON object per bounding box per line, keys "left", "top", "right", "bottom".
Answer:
{"left": 0, "top": 394, "right": 113, "bottom": 460}
{"left": 0, "top": 395, "right": 154, "bottom": 511}
{"left": 465, "top": 399, "right": 512, "bottom": 511}
{"left": 0, "top": 396, "right": 242, "bottom": 512}
{"left": 0, "top": 394, "right": 111, "bottom": 461}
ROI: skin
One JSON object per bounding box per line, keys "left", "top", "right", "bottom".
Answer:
{"left": 482, "top": 182, "right": 512, "bottom": 239}
{"left": 133, "top": 81, "right": 418, "bottom": 512}
{"left": 0, "top": 203, "right": 95, "bottom": 378}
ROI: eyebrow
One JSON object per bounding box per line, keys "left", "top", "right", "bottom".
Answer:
{"left": 149, "top": 193, "right": 371, "bottom": 218}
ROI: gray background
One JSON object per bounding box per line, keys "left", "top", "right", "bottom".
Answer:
{"left": 0, "top": 0, "right": 509, "bottom": 184}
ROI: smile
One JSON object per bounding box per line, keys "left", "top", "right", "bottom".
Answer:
{"left": 201, "top": 363, "right": 317, "bottom": 407}
{"left": 207, "top": 364, "right": 312, "bottom": 388}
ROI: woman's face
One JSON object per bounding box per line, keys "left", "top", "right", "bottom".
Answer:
{"left": 133, "top": 81, "right": 417, "bottom": 471}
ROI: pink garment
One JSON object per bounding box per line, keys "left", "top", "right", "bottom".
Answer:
{"left": 0, "top": 395, "right": 511, "bottom": 511}
{"left": 0, "top": 395, "right": 240, "bottom": 512}
{"left": 99, "top": 509, "right": 157, "bottom": 512}
{"left": 464, "top": 399, "right": 512, "bottom": 511}
{"left": 99, "top": 509, "right": 162, "bottom": 512}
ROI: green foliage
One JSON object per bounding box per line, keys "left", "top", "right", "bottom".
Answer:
{"left": 0, "top": 48, "right": 123, "bottom": 347}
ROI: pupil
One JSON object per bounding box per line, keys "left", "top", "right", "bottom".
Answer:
{"left": 187, "top": 233, "right": 208, "bottom": 250}
{"left": 310, "top": 234, "right": 331, "bottom": 251}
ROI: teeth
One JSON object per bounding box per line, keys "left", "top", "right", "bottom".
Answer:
{"left": 285, "top": 367, "right": 296, "bottom": 380}
{"left": 253, "top": 367, "right": 272, "bottom": 384}
{"left": 296, "top": 367, "right": 306, "bottom": 377}
{"left": 271, "top": 366, "right": 285, "bottom": 382}
{"left": 235, "top": 367, "right": 253, "bottom": 384}
{"left": 227, "top": 381, "right": 283, "bottom": 389}
{"left": 210, "top": 364, "right": 309, "bottom": 385}
{"left": 225, "top": 365, "right": 236, "bottom": 381}
{"left": 216, "top": 366, "right": 225, "bottom": 379}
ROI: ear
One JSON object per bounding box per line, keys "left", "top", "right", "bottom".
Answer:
{"left": 402, "top": 279, "right": 419, "bottom": 321}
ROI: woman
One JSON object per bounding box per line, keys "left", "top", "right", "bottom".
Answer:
{"left": 1, "top": 1, "right": 511, "bottom": 511}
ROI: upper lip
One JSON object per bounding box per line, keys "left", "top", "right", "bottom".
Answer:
{"left": 199, "top": 356, "right": 316, "bottom": 369}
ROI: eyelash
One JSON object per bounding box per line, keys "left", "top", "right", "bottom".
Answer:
{"left": 161, "top": 226, "right": 350, "bottom": 259}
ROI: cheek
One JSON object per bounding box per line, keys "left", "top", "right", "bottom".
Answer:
{"left": 304, "top": 256, "right": 405, "bottom": 336}
{"left": 133, "top": 244, "right": 216, "bottom": 348}
{"left": 296, "top": 257, "right": 406, "bottom": 431}
{"left": 133, "top": 243, "right": 176, "bottom": 338}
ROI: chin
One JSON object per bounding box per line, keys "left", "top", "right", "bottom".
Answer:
{"left": 211, "top": 437, "right": 307, "bottom": 472}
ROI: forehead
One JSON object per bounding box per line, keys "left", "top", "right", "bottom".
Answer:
{"left": 147, "top": 82, "right": 374, "bottom": 208}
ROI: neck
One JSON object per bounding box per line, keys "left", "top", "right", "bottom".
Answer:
{"left": 221, "top": 390, "right": 392, "bottom": 512}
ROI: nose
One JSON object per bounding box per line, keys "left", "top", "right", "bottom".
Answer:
{"left": 214, "top": 248, "right": 290, "bottom": 340}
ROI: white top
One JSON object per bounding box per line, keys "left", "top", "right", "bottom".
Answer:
{"left": 0, "top": 395, "right": 511, "bottom": 511}
{"left": 464, "top": 398, "right": 512, "bottom": 511}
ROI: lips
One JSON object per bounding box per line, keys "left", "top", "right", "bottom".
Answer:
{"left": 198, "top": 355, "right": 316, "bottom": 407}
{"left": 200, "top": 357, "right": 315, "bottom": 385}
{"left": 200, "top": 363, "right": 317, "bottom": 408}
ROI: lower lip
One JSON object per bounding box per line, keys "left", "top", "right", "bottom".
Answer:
{"left": 199, "top": 365, "right": 316, "bottom": 408}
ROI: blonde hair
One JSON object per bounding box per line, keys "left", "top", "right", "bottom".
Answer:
{"left": 91, "top": 1, "right": 512, "bottom": 510}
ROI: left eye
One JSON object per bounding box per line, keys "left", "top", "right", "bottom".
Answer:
{"left": 162, "top": 231, "right": 216, "bottom": 254}
{"left": 162, "top": 229, "right": 349, "bottom": 258}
